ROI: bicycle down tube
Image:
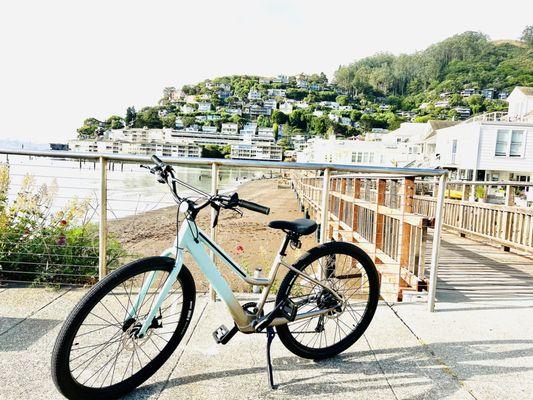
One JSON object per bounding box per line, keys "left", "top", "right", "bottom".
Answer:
{"left": 132, "top": 219, "right": 342, "bottom": 336}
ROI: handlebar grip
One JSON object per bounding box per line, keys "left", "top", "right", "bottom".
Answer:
{"left": 151, "top": 155, "right": 165, "bottom": 168}
{"left": 238, "top": 199, "right": 270, "bottom": 215}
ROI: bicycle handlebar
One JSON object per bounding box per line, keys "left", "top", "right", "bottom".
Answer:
{"left": 237, "top": 199, "right": 270, "bottom": 215}
{"left": 145, "top": 155, "right": 270, "bottom": 216}
{"left": 151, "top": 155, "right": 166, "bottom": 169}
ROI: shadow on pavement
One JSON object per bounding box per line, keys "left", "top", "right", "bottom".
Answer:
{"left": 0, "top": 317, "right": 61, "bottom": 351}
{"left": 127, "top": 338, "right": 533, "bottom": 400}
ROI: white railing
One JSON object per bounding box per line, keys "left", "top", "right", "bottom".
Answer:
{"left": 0, "top": 148, "right": 447, "bottom": 311}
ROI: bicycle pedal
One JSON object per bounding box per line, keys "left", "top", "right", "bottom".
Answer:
{"left": 212, "top": 324, "right": 238, "bottom": 345}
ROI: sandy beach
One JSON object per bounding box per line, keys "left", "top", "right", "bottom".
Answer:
{"left": 109, "top": 178, "right": 316, "bottom": 293}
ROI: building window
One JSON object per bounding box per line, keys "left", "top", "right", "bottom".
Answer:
{"left": 495, "top": 129, "right": 525, "bottom": 157}
{"left": 357, "top": 152, "right": 363, "bottom": 163}
{"left": 351, "top": 152, "right": 357, "bottom": 163}
{"left": 510, "top": 131, "right": 524, "bottom": 157}
{"left": 495, "top": 130, "right": 509, "bottom": 156}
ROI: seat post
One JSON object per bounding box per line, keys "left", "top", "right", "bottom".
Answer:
{"left": 279, "top": 231, "right": 300, "bottom": 257}
{"left": 279, "top": 233, "right": 292, "bottom": 257}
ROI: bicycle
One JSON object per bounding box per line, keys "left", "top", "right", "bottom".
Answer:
{"left": 51, "top": 155, "right": 380, "bottom": 399}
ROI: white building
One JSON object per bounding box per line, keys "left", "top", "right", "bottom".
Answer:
{"left": 272, "top": 75, "right": 289, "bottom": 84}
{"left": 248, "top": 89, "right": 261, "bottom": 100}
{"left": 221, "top": 123, "right": 239, "bottom": 135}
{"left": 202, "top": 125, "right": 217, "bottom": 133}
{"left": 263, "top": 99, "right": 277, "bottom": 109}
{"left": 181, "top": 104, "right": 196, "bottom": 114}
{"left": 435, "top": 88, "right": 533, "bottom": 205}
{"left": 296, "top": 121, "right": 457, "bottom": 168}
{"left": 279, "top": 102, "right": 293, "bottom": 114}
{"left": 319, "top": 101, "right": 340, "bottom": 110}
{"left": 257, "top": 127, "right": 275, "bottom": 137}
{"left": 267, "top": 88, "right": 286, "bottom": 97}
{"left": 292, "top": 135, "right": 307, "bottom": 151}
{"left": 72, "top": 126, "right": 282, "bottom": 161}
{"left": 197, "top": 102, "right": 212, "bottom": 112}
{"left": 507, "top": 87, "right": 533, "bottom": 121}
{"left": 230, "top": 141, "right": 282, "bottom": 161}
{"left": 240, "top": 122, "right": 257, "bottom": 136}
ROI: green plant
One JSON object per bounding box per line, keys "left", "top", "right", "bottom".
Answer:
{"left": 0, "top": 165, "right": 125, "bottom": 285}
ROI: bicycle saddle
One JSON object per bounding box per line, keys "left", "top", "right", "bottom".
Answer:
{"left": 268, "top": 218, "right": 317, "bottom": 235}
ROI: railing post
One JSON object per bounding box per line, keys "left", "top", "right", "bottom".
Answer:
{"left": 319, "top": 168, "right": 331, "bottom": 244}
{"left": 372, "top": 179, "right": 386, "bottom": 262}
{"left": 98, "top": 156, "right": 108, "bottom": 280}
{"left": 210, "top": 162, "right": 219, "bottom": 301}
{"left": 428, "top": 173, "right": 447, "bottom": 312}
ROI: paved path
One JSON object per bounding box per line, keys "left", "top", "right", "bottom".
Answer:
{"left": 1, "top": 232, "right": 532, "bottom": 399}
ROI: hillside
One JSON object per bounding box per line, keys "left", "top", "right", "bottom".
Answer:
{"left": 77, "top": 29, "right": 533, "bottom": 150}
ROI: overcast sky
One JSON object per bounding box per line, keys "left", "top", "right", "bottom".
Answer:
{"left": 0, "top": 0, "right": 531, "bottom": 143}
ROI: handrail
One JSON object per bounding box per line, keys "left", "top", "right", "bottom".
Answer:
{"left": 0, "top": 148, "right": 447, "bottom": 177}
{"left": 0, "top": 147, "right": 448, "bottom": 311}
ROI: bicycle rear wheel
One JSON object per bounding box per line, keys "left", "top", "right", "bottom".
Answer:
{"left": 276, "top": 241, "right": 379, "bottom": 360}
{"left": 51, "top": 256, "right": 195, "bottom": 400}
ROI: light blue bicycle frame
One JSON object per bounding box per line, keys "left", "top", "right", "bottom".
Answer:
{"left": 129, "top": 217, "right": 342, "bottom": 336}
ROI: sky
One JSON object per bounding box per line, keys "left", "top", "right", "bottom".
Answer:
{"left": 0, "top": 0, "right": 531, "bottom": 144}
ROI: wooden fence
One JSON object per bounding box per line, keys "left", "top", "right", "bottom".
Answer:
{"left": 292, "top": 173, "right": 433, "bottom": 302}
{"left": 414, "top": 182, "right": 533, "bottom": 255}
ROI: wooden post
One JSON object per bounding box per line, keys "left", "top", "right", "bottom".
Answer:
{"left": 505, "top": 185, "right": 515, "bottom": 206}
{"left": 328, "top": 178, "right": 337, "bottom": 239}
{"left": 338, "top": 178, "right": 347, "bottom": 237}
{"left": 319, "top": 168, "right": 331, "bottom": 244}
{"left": 352, "top": 178, "right": 361, "bottom": 234}
{"left": 398, "top": 177, "right": 415, "bottom": 268}
{"left": 98, "top": 157, "right": 108, "bottom": 280}
{"left": 372, "top": 179, "right": 387, "bottom": 260}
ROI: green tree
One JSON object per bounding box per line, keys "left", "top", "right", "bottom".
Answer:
{"left": 521, "top": 25, "right": 533, "bottom": 46}
{"left": 77, "top": 118, "right": 101, "bottom": 138}
{"left": 105, "top": 115, "right": 124, "bottom": 130}
{"left": 271, "top": 110, "right": 288, "bottom": 124}
{"left": 181, "top": 116, "right": 196, "bottom": 127}
{"left": 335, "top": 95, "right": 349, "bottom": 106}
{"left": 134, "top": 107, "right": 163, "bottom": 129}
{"left": 125, "top": 106, "right": 136, "bottom": 127}
{"left": 466, "top": 94, "right": 485, "bottom": 114}
{"left": 201, "top": 145, "right": 231, "bottom": 158}
{"left": 162, "top": 113, "right": 177, "bottom": 128}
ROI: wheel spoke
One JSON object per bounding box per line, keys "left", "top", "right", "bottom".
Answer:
{"left": 283, "top": 250, "right": 375, "bottom": 351}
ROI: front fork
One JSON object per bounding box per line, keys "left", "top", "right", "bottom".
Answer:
{"left": 127, "top": 249, "right": 183, "bottom": 337}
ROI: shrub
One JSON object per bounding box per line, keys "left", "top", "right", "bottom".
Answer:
{"left": 0, "top": 164, "right": 125, "bottom": 285}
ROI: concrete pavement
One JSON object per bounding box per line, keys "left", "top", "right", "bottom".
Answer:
{"left": 1, "top": 232, "right": 533, "bottom": 399}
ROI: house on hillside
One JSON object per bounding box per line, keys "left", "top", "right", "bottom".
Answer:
{"left": 507, "top": 86, "right": 533, "bottom": 121}
{"left": 198, "top": 102, "right": 212, "bottom": 112}
{"left": 435, "top": 87, "right": 533, "bottom": 206}
{"left": 248, "top": 89, "right": 261, "bottom": 100}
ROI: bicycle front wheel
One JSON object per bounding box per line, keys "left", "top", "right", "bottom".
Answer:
{"left": 51, "top": 256, "right": 195, "bottom": 400}
{"left": 276, "top": 241, "right": 379, "bottom": 360}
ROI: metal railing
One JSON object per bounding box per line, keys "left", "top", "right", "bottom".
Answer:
{"left": 0, "top": 148, "right": 447, "bottom": 311}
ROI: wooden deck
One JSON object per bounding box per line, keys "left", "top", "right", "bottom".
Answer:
{"left": 429, "top": 230, "right": 533, "bottom": 304}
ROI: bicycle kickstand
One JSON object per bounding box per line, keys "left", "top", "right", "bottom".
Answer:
{"left": 266, "top": 326, "right": 277, "bottom": 390}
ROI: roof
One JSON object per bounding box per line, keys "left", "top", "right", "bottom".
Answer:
{"left": 514, "top": 86, "right": 533, "bottom": 96}
{"left": 425, "top": 120, "right": 459, "bottom": 139}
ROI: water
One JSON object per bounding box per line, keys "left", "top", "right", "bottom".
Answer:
{"left": 2, "top": 155, "right": 268, "bottom": 221}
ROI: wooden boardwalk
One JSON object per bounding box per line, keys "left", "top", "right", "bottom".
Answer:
{"left": 430, "top": 230, "right": 533, "bottom": 304}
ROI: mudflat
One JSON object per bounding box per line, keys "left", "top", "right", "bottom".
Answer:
{"left": 109, "top": 178, "right": 316, "bottom": 293}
